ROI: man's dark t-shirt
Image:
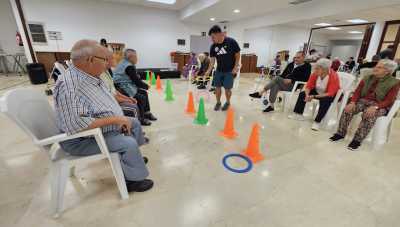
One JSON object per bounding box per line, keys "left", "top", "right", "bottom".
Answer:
{"left": 210, "top": 37, "right": 240, "bottom": 73}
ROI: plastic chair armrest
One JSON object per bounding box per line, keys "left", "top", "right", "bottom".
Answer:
{"left": 35, "top": 128, "right": 102, "bottom": 147}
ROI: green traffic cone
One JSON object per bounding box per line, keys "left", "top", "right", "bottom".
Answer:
{"left": 151, "top": 73, "right": 157, "bottom": 85}
{"left": 194, "top": 97, "right": 208, "bottom": 125}
{"left": 146, "top": 71, "right": 150, "bottom": 82}
{"left": 165, "top": 80, "right": 174, "bottom": 101}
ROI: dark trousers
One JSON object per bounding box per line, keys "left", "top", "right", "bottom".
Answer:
{"left": 293, "top": 89, "right": 335, "bottom": 123}
{"left": 135, "top": 89, "right": 151, "bottom": 120}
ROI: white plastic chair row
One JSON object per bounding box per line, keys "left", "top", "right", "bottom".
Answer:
{"left": 280, "top": 81, "right": 307, "bottom": 112}
{"left": 309, "top": 72, "right": 355, "bottom": 130}
{"left": 0, "top": 88, "right": 129, "bottom": 217}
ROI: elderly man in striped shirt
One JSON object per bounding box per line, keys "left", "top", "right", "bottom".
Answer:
{"left": 54, "top": 39, "right": 153, "bottom": 192}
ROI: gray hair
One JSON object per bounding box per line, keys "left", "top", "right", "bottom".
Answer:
{"left": 315, "top": 58, "right": 332, "bottom": 70}
{"left": 70, "top": 39, "right": 102, "bottom": 60}
{"left": 124, "top": 48, "right": 136, "bottom": 58}
{"left": 379, "top": 59, "right": 398, "bottom": 74}
{"left": 198, "top": 53, "right": 206, "bottom": 62}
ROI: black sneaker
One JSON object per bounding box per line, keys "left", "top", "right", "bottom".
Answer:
{"left": 347, "top": 140, "right": 361, "bottom": 151}
{"left": 145, "top": 113, "right": 157, "bottom": 121}
{"left": 143, "top": 156, "right": 149, "bottom": 164}
{"left": 126, "top": 179, "right": 154, "bottom": 192}
{"left": 262, "top": 106, "right": 274, "bottom": 113}
{"left": 221, "top": 102, "right": 230, "bottom": 111}
{"left": 209, "top": 87, "right": 216, "bottom": 92}
{"left": 329, "top": 134, "right": 344, "bottom": 142}
{"left": 249, "top": 92, "right": 262, "bottom": 99}
{"left": 197, "top": 84, "right": 206, "bottom": 90}
{"left": 214, "top": 102, "right": 222, "bottom": 111}
{"left": 140, "top": 119, "right": 152, "bottom": 126}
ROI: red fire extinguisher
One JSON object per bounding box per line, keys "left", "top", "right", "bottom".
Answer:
{"left": 16, "top": 31, "right": 23, "bottom": 46}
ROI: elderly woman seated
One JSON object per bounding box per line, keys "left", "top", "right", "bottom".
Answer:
{"left": 288, "top": 58, "right": 340, "bottom": 131}
{"left": 330, "top": 59, "right": 399, "bottom": 150}
{"left": 195, "top": 53, "right": 211, "bottom": 89}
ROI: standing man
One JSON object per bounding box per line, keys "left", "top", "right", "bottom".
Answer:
{"left": 205, "top": 25, "right": 241, "bottom": 111}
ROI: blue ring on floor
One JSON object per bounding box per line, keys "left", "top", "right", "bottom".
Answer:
{"left": 222, "top": 153, "right": 253, "bottom": 173}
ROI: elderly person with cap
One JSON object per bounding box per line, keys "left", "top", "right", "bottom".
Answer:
{"left": 330, "top": 59, "right": 400, "bottom": 150}
{"left": 54, "top": 39, "right": 153, "bottom": 192}
{"left": 113, "top": 49, "right": 157, "bottom": 126}
{"left": 289, "top": 58, "right": 340, "bottom": 131}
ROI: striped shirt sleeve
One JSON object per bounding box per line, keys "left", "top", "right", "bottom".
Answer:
{"left": 55, "top": 81, "right": 96, "bottom": 135}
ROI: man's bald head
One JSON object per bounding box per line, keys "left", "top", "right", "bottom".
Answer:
{"left": 70, "top": 39, "right": 108, "bottom": 77}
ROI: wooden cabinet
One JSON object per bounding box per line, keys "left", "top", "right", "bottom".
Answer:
{"left": 241, "top": 54, "right": 258, "bottom": 73}
{"left": 36, "top": 51, "right": 70, "bottom": 75}
{"left": 171, "top": 52, "right": 191, "bottom": 72}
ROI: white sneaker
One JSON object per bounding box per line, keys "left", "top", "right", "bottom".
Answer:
{"left": 288, "top": 114, "right": 305, "bottom": 121}
{"left": 311, "top": 122, "right": 320, "bottom": 131}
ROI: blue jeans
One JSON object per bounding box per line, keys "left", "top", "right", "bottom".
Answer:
{"left": 213, "top": 71, "right": 234, "bottom": 89}
{"left": 60, "top": 118, "right": 148, "bottom": 181}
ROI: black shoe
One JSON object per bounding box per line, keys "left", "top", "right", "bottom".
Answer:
{"left": 145, "top": 113, "right": 157, "bottom": 121}
{"left": 192, "top": 80, "right": 197, "bottom": 84}
{"left": 141, "top": 119, "right": 152, "bottom": 126}
{"left": 278, "top": 97, "right": 283, "bottom": 103}
{"left": 329, "top": 134, "right": 344, "bottom": 142}
{"left": 262, "top": 106, "right": 274, "bottom": 113}
{"left": 197, "top": 84, "right": 206, "bottom": 89}
{"left": 249, "top": 92, "right": 262, "bottom": 99}
{"left": 214, "top": 102, "right": 222, "bottom": 111}
{"left": 209, "top": 87, "right": 215, "bottom": 92}
{"left": 144, "top": 137, "right": 150, "bottom": 145}
{"left": 126, "top": 179, "right": 154, "bottom": 192}
{"left": 143, "top": 156, "right": 149, "bottom": 164}
{"left": 347, "top": 140, "right": 361, "bottom": 151}
{"left": 221, "top": 102, "right": 230, "bottom": 111}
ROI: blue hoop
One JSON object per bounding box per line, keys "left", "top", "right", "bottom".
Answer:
{"left": 222, "top": 153, "right": 253, "bottom": 173}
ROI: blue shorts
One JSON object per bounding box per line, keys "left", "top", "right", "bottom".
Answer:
{"left": 213, "top": 71, "right": 234, "bottom": 89}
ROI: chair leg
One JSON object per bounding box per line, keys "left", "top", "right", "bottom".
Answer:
{"left": 69, "top": 166, "right": 76, "bottom": 177}
{"left": 372, "top": 119, "right": 389, "bottom": 149}
{"left": 50, "top": 159, "right": 69, "bottom": 218}
{"left": 108, "top": 153, "right": 129, "bottom": 200}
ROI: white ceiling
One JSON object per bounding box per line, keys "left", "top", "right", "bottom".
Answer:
{"left": 286, "top": 4, "right": 400, "bottom": 28}
{"left": 100, "top": 0, "right": 194, "bottom": 10}
{"left": 183, "top": 0, "right": 316, "bottom": 24}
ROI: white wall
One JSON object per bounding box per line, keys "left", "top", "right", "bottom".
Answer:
{"left": 21, "top": 0, "right": 208, "bottom": 68}
{"left": 329, "top": 40, "right": 362, "bottom": 61}
{"left": 0, "top": 0, "right": 26, "bottom": 69}
{"left": 242, "top": 25, "right": 310, "bottom": 66}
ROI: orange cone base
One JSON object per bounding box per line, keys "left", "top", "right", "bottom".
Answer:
{"left": 185, "top": 109, "right": 196, "bottom": 115}
{"left": 219, "top": 130, "right": 238, "bottom": 139}
{"left": 242, "top": 150, "right": 264, "bottom": 163}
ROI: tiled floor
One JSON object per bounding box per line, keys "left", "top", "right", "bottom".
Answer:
{"left": 0, "top": 74, "right": 399, "bottom": 227}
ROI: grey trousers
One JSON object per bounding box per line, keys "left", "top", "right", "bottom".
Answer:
{"left": 60, "top": 118, "right": 149, "bottom": 181}
{"left": 264, "top": 76, "right": 293, "bottom": 103}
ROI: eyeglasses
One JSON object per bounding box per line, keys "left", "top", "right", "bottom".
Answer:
{"left": 92, "top": 56, "right": 108, "bottom": 63}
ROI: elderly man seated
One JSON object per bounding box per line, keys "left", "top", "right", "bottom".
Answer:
{"left": 249, "top": 51, "right": 312, "bottom": 113}
{"left": 54, "top": 40, "right": 153, "bottom": 192}
{"left": 288, "top": 58, "right": 340, "bottom": 131}
{"left": 330, "top": 59, "right": 400, "bottom": 150}
{"left": 113, "top": 49, "right": 157, "bottom": 126}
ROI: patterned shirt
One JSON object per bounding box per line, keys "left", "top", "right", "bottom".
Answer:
{"left": 54, "top": 65, "right": 123, "bottom": 135}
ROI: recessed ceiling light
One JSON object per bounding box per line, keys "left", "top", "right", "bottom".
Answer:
{"left": 325, "top": 27, "right": 341, "bottom": 30}
{"left": 147, "top": 0, "right": 176, "bottom": 4}
{"left": 346, "top": 19, "right": 368, "bottom": 23}
{"left": 348, "top": 31, "right": 362, "bottom": 34}
{"left": 210, "top": 18, "right": 215, "bottom": 21}
{"left": 314, "top": 23, "right": 332, "bottom": 27}
{"left": 233, "top": 9, "right": 240, "bottom": 13}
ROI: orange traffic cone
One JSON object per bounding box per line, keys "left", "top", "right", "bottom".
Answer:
{"left": 219, "top": 107, "right": 238, "bottom": 139}
{"left": 185, "top": 91, "right": 196, "bottom": 115}
{"left": 156, "top": 75, "right": 162, "bottom": 90}
{"left": 242, "top": 123, "right": 264, "bottom": 163}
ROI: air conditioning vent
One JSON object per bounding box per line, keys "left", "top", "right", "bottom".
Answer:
{"left": 289, "top": 0, "right": 312, "bottom": 5}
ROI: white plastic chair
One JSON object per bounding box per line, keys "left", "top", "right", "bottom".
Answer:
{"left": 0, "top": 88, "right": 129, "bottom": 217}
{"left": 279, "top": 81, "right": 307, "bottom": 112}
{"left": 310, "top": 72, "right": 355, "bottom": 130}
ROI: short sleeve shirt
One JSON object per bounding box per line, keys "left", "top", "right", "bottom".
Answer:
{"left": 210, "top": 37, "right": 240, "bottom": 73}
